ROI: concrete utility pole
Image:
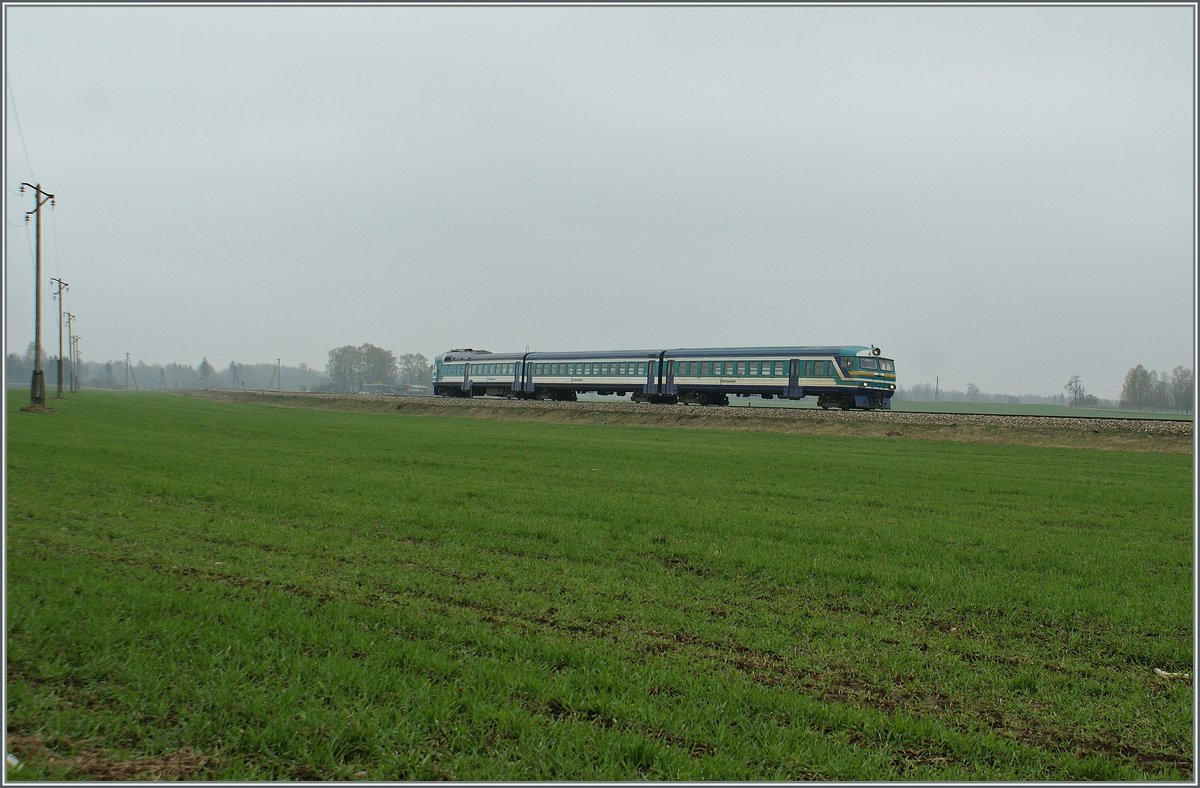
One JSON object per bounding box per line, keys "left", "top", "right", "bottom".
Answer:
{"left": 65, "top": 313, "right": 76, "bottom": 391}
{"left": 51, "top": 278, "right": 68, "bottom": 398}
{"left": 125, "top": 353, "right": 139, "bottom": 391}
{"left": 21, "top": 182, "right": 55, "bottom": 406}
{"left": 72, "top": 336, "right": 81, "bottom": 391}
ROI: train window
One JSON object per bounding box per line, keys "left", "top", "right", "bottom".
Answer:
{"left": 737, "top": 362, "right": 747, "bottom": 375}
{"left": 860, "top": 357, "right": 878, "bottom": 370}
{"left": 881, "top": 359, "right": 894, "bottom": 371}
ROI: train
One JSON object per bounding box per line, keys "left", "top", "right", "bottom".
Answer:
{"left": 433, "top": 345, "right": 896, "bottom": 410}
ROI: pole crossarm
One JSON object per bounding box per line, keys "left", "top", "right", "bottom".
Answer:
{"left": 20, "top": 182, "right": 55, "bottom": 216}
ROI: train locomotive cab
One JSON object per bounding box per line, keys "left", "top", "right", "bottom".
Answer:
{"left": 817, "top": 345, "right": 896, "bottom": 410}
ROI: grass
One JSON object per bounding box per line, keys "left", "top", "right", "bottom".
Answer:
{"left": 4, "top": 390, "right": 1194, "bottom": 780}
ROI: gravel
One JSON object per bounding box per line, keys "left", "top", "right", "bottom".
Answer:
{"left": 384, "top": 395, "right": 1194, "bottom": 437}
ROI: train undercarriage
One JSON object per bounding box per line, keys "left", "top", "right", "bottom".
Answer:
{"left": 437, "top": 386, "right": 889, "bottom": 410}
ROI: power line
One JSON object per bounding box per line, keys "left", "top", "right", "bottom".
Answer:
{"left": 50, "top": 204, "right": 63, "bottom": 279}
{"left": 5, "top": 70, "right": 38, "bottom": 182}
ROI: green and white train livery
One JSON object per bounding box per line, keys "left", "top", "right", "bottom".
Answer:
{"left": 434, "top": 345, "right": 896, "bottom": 410}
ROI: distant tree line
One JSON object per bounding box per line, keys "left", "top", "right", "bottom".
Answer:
{"left": 894, "top": 382, "right": 1068, "bottom": 407}
{"left": 5, "top": 343, "right": 322, "bottom": 392}
{"left": 6, "top": 342, "right": 434, "bottom": 394}
{"left": 1119, "top": 365, "right": 1193, "bottom": 412}
{"left": 896, "top": 365, "right": 1193, "bottom": 413}
{"left": 324, "top": 344, "right": 431, "bottom": 393}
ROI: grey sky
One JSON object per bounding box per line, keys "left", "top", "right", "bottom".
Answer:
{"left": 4, "top": 4, "right": 1194, "bottom": 399}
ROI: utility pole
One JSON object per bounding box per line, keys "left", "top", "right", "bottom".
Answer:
{"left": 20, "top": 183, "right": 55, "bottom": 406}
{"left": 72, "top": 336, "right": 81, "bottom": 391}
{"left": 51, "top": 278, "right": 68, "bottom": 398}
{"left": 126, "top": 353, "right": 140, "bottom": 391}
{"left": 65, "top": 313, "right": 76, "bottom": 391}
{"left": 276, "top": 358, "right": 282, "bottom": 392}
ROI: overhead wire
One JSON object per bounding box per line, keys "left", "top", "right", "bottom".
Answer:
{"left": 5, "top": 69, "right": 38, "bottom": 183}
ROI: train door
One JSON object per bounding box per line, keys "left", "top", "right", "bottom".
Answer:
{"left": 665, "top": 360, "right": 676, "bottom": 393}
{"left": 787, "top": 358, "right": 802, "bottom": 399}
{"left": 462, "top": 362, "right": 472, "bottom": 393}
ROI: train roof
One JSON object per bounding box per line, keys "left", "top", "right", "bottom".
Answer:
{"left": 441, "top": 345, "right": 886, "bottom": 362}
{"left": 662, "top": 346, "right": 879, "bottom": 357}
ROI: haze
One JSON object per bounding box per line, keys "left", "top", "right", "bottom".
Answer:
{"left": 3, "top": 4, "right": 1195, "bottom": 400}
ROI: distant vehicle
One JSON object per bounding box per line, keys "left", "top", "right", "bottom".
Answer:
{"left": 433, "top": 345, "right": 896, "bottom": 410}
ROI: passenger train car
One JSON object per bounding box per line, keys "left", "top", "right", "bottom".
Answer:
{"left": 434, "top": 345, "right": 896, "bottom": 410}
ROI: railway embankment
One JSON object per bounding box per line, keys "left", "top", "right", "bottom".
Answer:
{"left": 185, "top": 390, "right": 1193, "bottom": 453}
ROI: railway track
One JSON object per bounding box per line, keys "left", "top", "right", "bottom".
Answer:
{"left": 198, "top": 390, "right": 1193, "bottom": 439}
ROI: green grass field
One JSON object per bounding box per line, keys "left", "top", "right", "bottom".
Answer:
{"left": 5, "top": 391, "right": 1194, "bottom": 780}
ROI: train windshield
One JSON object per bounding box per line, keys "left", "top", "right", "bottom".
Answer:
{"left": 858, "top": 357, "right": 895, "bottom": 372}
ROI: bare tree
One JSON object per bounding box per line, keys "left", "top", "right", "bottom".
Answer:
{"left": 1170, "top": 366, "right": 1194, "bottom": 412}
{"left": 1064, "top": 375, "right": 1086, "bottom": 407}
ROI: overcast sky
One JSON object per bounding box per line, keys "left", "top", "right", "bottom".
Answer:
{"left": 3, "top": 3, "right": 1195, "bottom": 399}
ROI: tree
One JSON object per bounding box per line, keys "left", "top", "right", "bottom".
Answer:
{"left": 966, "top": 383, "right": 980, "bottom": 402}
{"left": 1120, "top": 365, "right": 1153, "bottom": 410}
{"left": 1064, "top": 375, "right": 1086, "bottom": 407}
{"left": 359, "top": 343, "right": 398, "bottom": 386}
{"left": 6, "top": 352, "right": 28, "bottom": 381}
{"left": 399, "top": 353, "right": 432, "bottom": 387}
{"left": 198, "top": 357, "right": 214, "bottom": 382}
{"left": 327, "top": 345, "right": 365, "bottom": 392}
{"left": 1169, "top": 366, "right": 1194, "bottom": 413}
